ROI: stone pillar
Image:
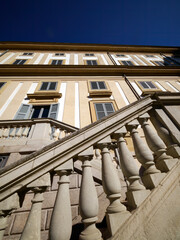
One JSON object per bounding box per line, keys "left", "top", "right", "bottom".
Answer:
{"left": 0, "top": 193, "right": 19, "bottom": 240}
{"left": 20, "top": 173, "right": 51, "bottom": 240}
{"left": 97, "top": 137, "right": 131, "bottom": 236}
{"left": 49, "top": 160, "right": 73, "bottom": 240}
{"left": 139, "top": 113, "right": 178, "bottom": 172}
{"left": 78, "top": 147, "right": 102, "bottom": 240}
{"left": 113, "top": 127, "right": 150, "bottom": 209}
{"left": 127, "top": 120, "right": 166, "bottom": 189}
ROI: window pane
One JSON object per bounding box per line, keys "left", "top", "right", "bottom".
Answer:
{"left": 95, "top": 103, "right": 104, "bottom": 111}
{"left": 49, "top": 82, "right": 57, "bottom": 90}
{"left": 49, "top": 113, "right": 56, "bottom": 119}
{"left": 139, "top": 81, "right": 148, "bottom": 89}
{"left": 51, "top": 104, "right": 58, "bottom": 112}
{"left": 32, "top": 107, "right": 41, "bottom": 118}
{"left": 40, "top": 82, "right": 48, "bottom": 90}
{"left": 92, "top": 60, "right": 97, "bottom": 65}
{"left": 147, "top": 82, "right": 157, "bottom": 89}
{"left": 42, "top": 106, "right": 50, "bottom": 118}
{"left": 98, "top": 81, "right": 106, "bottom": 89}
{"left": 104, "top": 103, "right": 114, "bottom": 112}
{"left": 20, "top": 105, "right": 29, "bottom": 113}
{"left": 97, "top": 112, "right": 105, "bottom": 120}
{"left": 51, "top": 60, "right": 57, "bottom": 65}
{"left": 91, "top": 82, "right": 98, "bottom": 89}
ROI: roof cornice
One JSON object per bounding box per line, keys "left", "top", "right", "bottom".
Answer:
{"left": 0, "top": 65, "right": 179, "bottom": 76}
{"left": 0, "top": 41, "right": 179, "bottom": 53}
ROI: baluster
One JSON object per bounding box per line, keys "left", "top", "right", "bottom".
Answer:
{"left": 78, "top": 147, "right": 102, "bottom": 240}
{"left": 9, "top": 127, "right": 16, "bottom": 139}
{"left": 49, "top": 160, "right": 73, "bottom": 240}
{"left": 0, "top": 128, "right": 3, "bottom": 138}
{"left": 138, "top": 113, "right": 178, "bottom": 172}
{"left": 20, "top": 173, "right": 51, "bottom": 240}
{"left": 127, "top": 120, "right": 166, "bottom": 189}
{"left": 97, "top": 137, "right": 131, "bottom": 236}
{"left": 15, "top": 126, "right": 23, "bottom": 138}
{"left": 150, "top": 115, "right": 180, "bottom": 158}
{"left": 2, "top": 127, "right": 10, "bottom": 139}
{"left": 0, "top": 193, "right": 20, "bottom": 240}
{"left": 113, "top": 127, "right": 150, "bottom": 209}
{"left": 95, "top": 148, "right": 101, "bottom": 160}
{"left": 52, "top": 126, "right": 59, "bottom": 140}
{"left": 22, "top": 126, "right": 30, "bottom": 138}
{"left": 64, "top": 130, "right": 68, "bottom": 137}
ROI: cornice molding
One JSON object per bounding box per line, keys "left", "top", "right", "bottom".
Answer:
{"left": 0, "top": 41, "right": 179, "bottom": 53}
{"left": 0, "top": 65, "right": 179, "bottom": 76}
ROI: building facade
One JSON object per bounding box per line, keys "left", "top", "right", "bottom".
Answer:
{"left": 0, "top": 42, "right": 180, "bottom": 240}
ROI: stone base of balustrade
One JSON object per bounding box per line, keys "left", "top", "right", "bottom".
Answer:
{"left": 126, "top": 189, "right": 151, "bottom": 209}
{"left": 156, "top": 158, "right": 178, "bottom": 172}
{"left": 167, "top": 145, "right": 180, "bottom": 158}
{"left": 142, "top": 172, "right": 166, "bottom": 189}
{"left": 106, "top": 210, "right": 131, "bottom": 236}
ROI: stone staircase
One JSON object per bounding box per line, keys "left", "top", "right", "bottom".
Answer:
{"left": 0, "top": 93, "right": 180, "bottom": 240}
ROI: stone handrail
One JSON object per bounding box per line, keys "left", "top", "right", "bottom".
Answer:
{"left": 0, "top": 94, "right": 179, "bottom": 240}
{"left": 0, "top": 118, "right": 78, "bottom": 141}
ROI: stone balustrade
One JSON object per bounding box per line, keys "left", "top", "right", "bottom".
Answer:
{"left": 0, "top": 119, "right": 77, "bottom": 143}
{"left": 0, "top": 95, "right": 179, "bottom": 240}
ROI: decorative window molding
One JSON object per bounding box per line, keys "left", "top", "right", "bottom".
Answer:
{"left": 27, "top": 81, "right": 61, "bottom": 103}
{"left": 85, "top": 53, "right": 94, "bottom": 56}
{"left": 136, "top": 80, "right": 161, "bottom": 95}
{"left": 86, "top": 60, "right": 98, "bottom": 65}
{"left": 51, "top": 59, "right": 64, "bottom": 65}
{"left": 89, "top": 100, "right": 117, "bottom": 122}
{"left": 88, "top": 81, "right": 112, "bottom": 97}
{"left": 23, "top": 53, "right": 33, "bottom": 56}
{"left": 121, "top": 60, "right": 134, "bottom": 66}
{"left": 39, "top": 82, "right": 58, "bottom": 91}
{"left": 116, "top": 54, "right": 126, "bottom": 57}
{"left": 55, "top": 53, "right": 65, "bottom": 56}
{"left": 14, "top": 103, "right": 59, "bottom": 120}
{"left": 145, "top": 55, "right": 155, "bottom": 58}
{"left": 13, "top": 59, "right": 27, "bottom": 65}
{"left": 152, "top": 61, "right": 165, "bottom": 66}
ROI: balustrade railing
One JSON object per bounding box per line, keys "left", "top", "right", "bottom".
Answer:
{"left": 0, "top": 95, "right": 179, "bottom": 240}
{"left": 0, "top": 118, "right": 78, "bottom": 143}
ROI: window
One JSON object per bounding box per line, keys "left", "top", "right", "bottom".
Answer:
{"left": 13, "top": 59, "right": 27, "bottom": 65}
{"left": 121, "top": 61, "right": 134, "bottom": 66}
{"left": 39, "top": 82, "right": 57, "bottom": 91}
{"left": 116, "top": 54, "right": 125, "bottom": 57}
{"left": 55, "top": 53, "right": 64, "bottom": 56}
{"left": 90, "top": 81, "right": 107, "bottom": 90}
{"left": 0, "top": 155, "right": 9, "bottom": 168}
{"left": 86, "top": 60, "right": 98, "bottom": 65}
{"left": 15, "top": 104, "right": 59, "bottom": 120}
{"left": 94, "top": 102, "right": 115, "bottom": 120}
{"left": 0, "top": 82, "right": 6, "bottom": 89}
{"left": 153, "top": 61, "right": 164, "bottom": 66}
{"left": 90, "top": 100, "right": 117, "bottom": 122}
{"left": 85, "top": 53, "right": 94, "bottom": 56}
{"left": 138, "top": 81, "right": 157, "bottom": 89}
{"left": 23, "top": 53, "right": 33, "bottom": 56}
{"left": 51, "top": 60, "right": 63, "bottom": 65}
{"left": 146, "top": 55, "right": 154, "bottom": 58}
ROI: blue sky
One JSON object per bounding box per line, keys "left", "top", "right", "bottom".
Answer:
{"left": 1, "top": 0, "right": 180, "bottom": 46}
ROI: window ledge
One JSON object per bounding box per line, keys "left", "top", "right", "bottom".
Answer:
{"left": 27, "top": 92, "right": 62, "bottom": 100}
{"left": 89, "top": 90, "right": 112, "bottom": 97}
